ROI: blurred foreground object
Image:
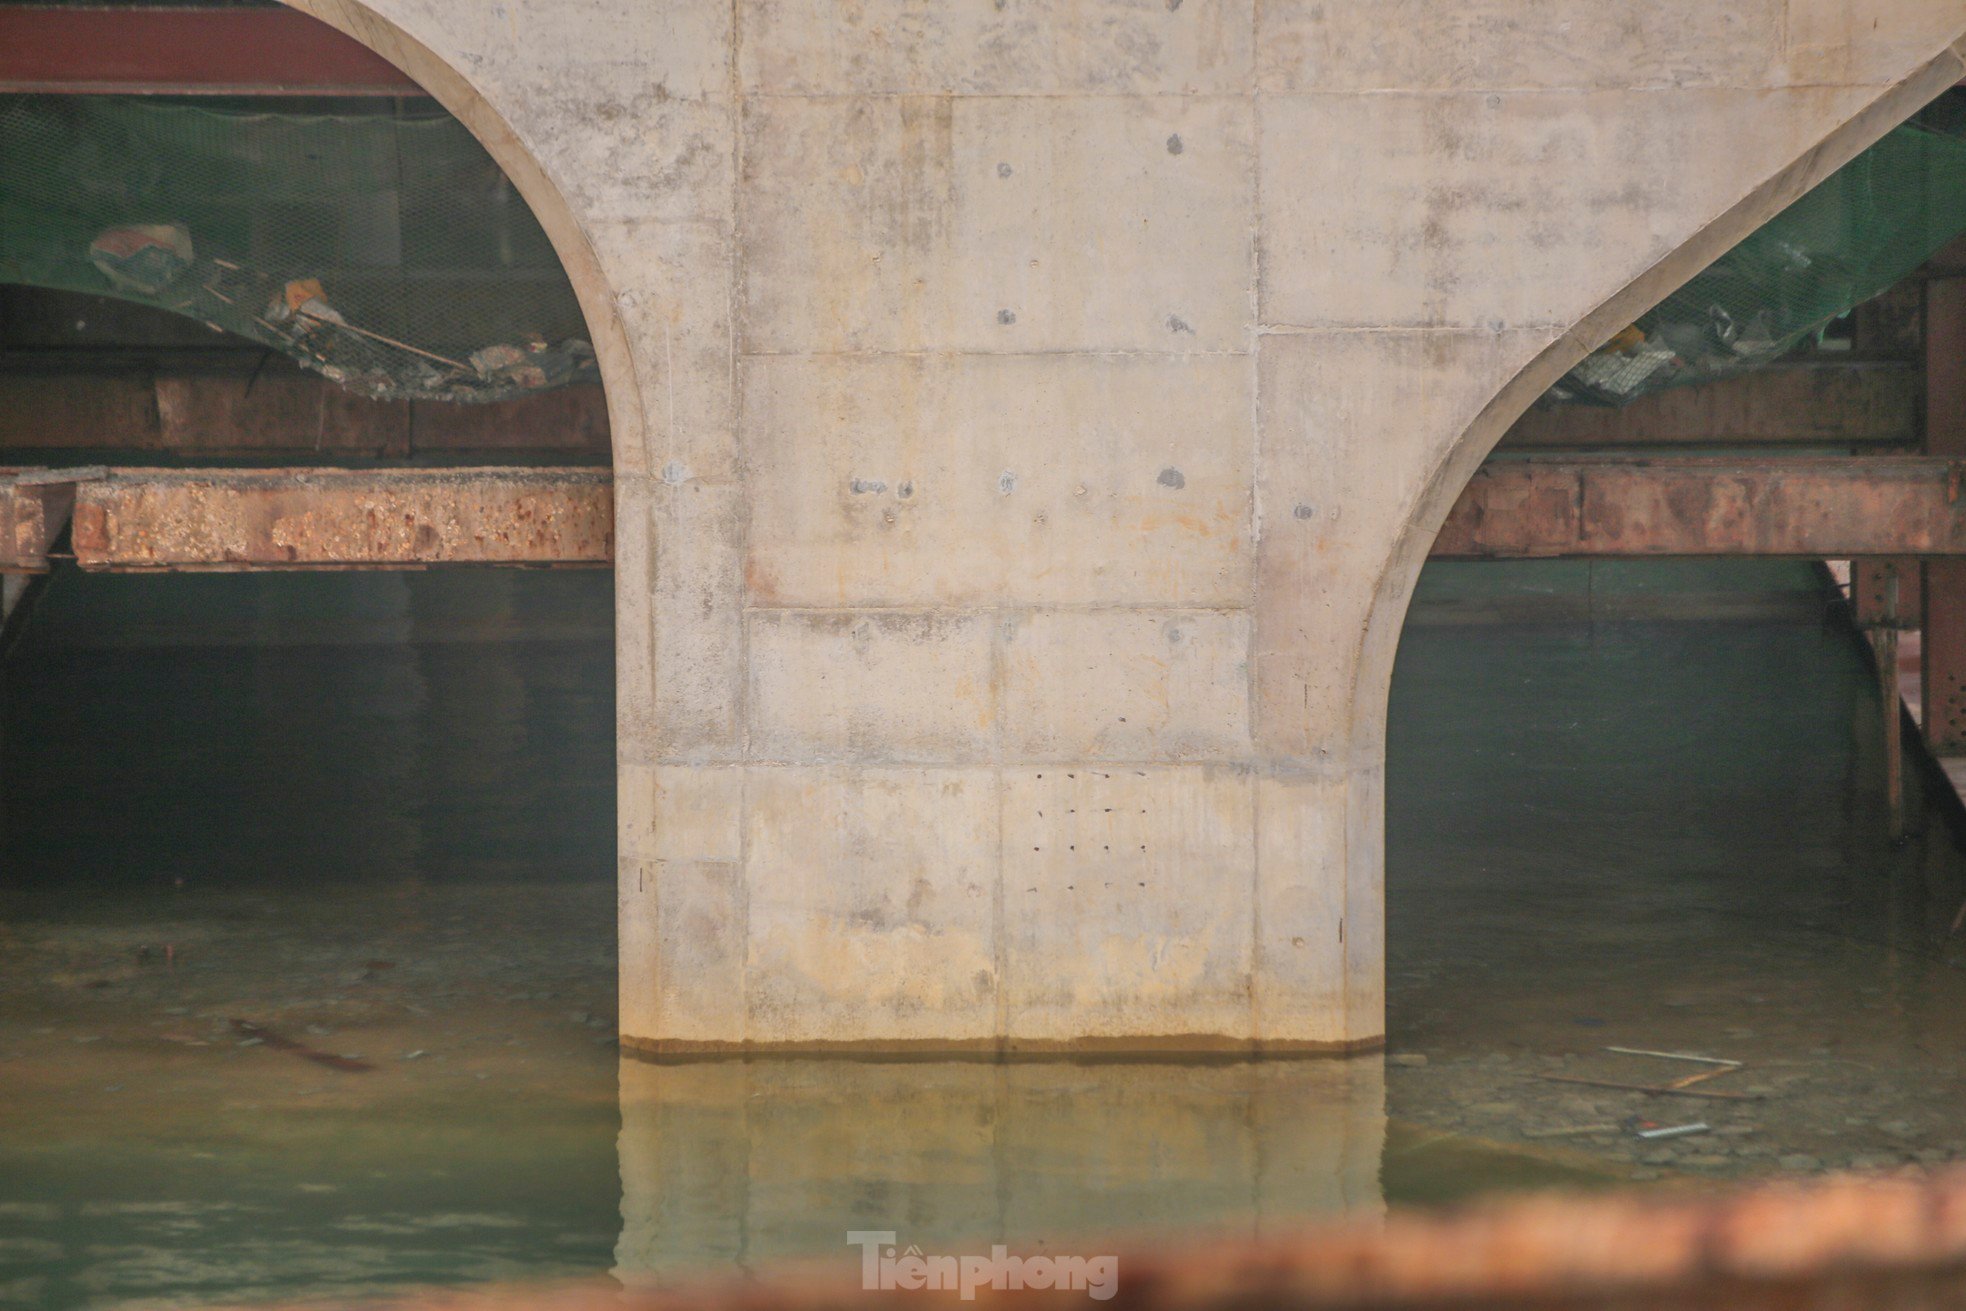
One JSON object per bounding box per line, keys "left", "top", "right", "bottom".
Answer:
{"left": 246, "top": 1165, "right": 1966, "bottom": 1310}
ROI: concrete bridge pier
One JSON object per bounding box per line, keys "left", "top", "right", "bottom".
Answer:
{"left": 288, "top": 0, "right": 1966, "bottom": 1056}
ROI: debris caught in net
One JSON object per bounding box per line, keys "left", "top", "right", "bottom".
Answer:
{"left": 0, "top": 94, "right": 596, "bottom": 403}
{"left": 1552, "top": 117, "right": 1966, "bottom": 405}
{"left": 12, "top": 93, "right": 1966, "bottom": 411}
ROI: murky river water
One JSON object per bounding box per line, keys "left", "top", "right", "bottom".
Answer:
{"left": 2, "top": 562, "right": 1963, "bottom": 1307}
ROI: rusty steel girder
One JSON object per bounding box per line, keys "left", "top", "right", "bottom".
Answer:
{"left": 0, "top": 7, "right": 425, "bottom": 96}
{"left": 1923, "top": 246, "right": 1966, "bottom": 751}
{"left": 68, "top": 468, "right": 611, "bottom": 571}
{"left": 0, "top": 350, "right": 612, "bottom": 459}
{"left": 19, "top": 455, "right": 1966, "bottom": 572}
{"left": 1433, "top": 456, "right": 1966, "bottom": 559}
{"left": 0, "top": 469, "right": 79, "bottom": 572}
{"left": 1499, "top": 360, "right": 1919, "bottom": 449}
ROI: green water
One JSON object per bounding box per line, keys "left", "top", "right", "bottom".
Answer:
{"left": 1, "top": 562, "right": 1958, "bottom": 1307}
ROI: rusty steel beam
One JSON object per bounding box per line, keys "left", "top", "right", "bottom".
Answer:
{"left": 0, "top": 470, "right": 79, "bottom": 572}
{"left": 0, "top": 356, "right": 611, "bottom": 458}
{"left": 1433, "top": 456, "right": 1966, "bottom": 559}
{"left": 1500, "top": 360, "right": 1920, "bottom": 449}
{"left": 0, "top": 6, "right": 425, "bottom": 96}
{"left": 1853, "top": 557, "right": 1921, "bottom": 627}
{"left": 1922, "top": 560, "right": 1966, "bottom": 749}
{"left": 67, "top": 468, "right": 610, "bottom": 571}
{"left": 31, "top": 455, "right": 1966, "bottom": 574}
{"left": 1924, "top": 241, "right": 1966, "bottom": 752}
{"left": 1852, "top": 555, "right": 1916, "bottom": 834}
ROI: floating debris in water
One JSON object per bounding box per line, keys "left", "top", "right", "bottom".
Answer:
{"left": 230, "top": 1019, "right": 373, "bottom": 1073}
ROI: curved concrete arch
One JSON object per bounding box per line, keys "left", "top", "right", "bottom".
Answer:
{"left": 1353, "top": 42, "right": 1966, "bottom": 765}
{"left": 230, "top": 1, "right": 1966, "bottom": 1057}
{"left": 277, "top": 0, "right": 646, "bottom": 466}
{"left": 1342, "top": 31, "right": 1966, "bottom": 1043}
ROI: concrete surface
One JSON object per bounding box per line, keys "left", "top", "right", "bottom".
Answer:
{"left": 285, "top": 0, "right": 1966, "bottom": 1053}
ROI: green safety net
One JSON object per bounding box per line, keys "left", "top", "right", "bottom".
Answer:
{"left": 5, "top": 94, "right": 1966, "bottom": 408}
{"left": 1553, "top": 116, "right": 1966, "bottom": 405}
{"left": 0, "top": 94, "right": 595, "bottom": 402}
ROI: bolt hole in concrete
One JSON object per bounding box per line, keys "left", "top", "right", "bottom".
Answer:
{"left": 0, "top": 555, "right": 1955, "bottom": 1306}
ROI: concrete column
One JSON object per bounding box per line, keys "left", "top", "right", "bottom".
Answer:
{"left": 295, "top": 0, "right": 1966, "bottom": 1054}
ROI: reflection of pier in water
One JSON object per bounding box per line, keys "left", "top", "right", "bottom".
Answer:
{"left": 613, "top": 1057, "right": 1386, "bottom": 1286}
